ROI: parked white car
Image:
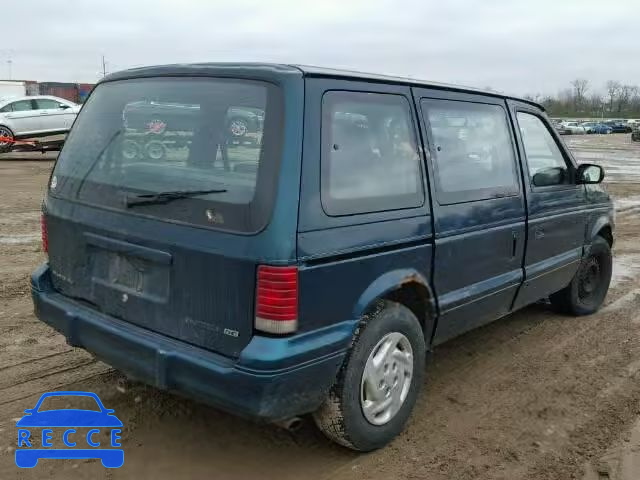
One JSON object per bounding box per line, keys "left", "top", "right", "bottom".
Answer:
{"left": 0, "top": 96, "right": 80, "bottom": 152}
{"left": 559, "top": 121, "right": 587, "bottom": 135}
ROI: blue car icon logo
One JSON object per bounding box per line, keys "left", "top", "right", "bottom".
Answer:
{"left": 15, "top": 391, "right": 123, "bottom": 468}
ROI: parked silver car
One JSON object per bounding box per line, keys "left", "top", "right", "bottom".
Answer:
{"left": 0, "top": 96, "right": 80, "bottom": 152}
{"left": 559, "top": 121, "right": 587, "bottom": 135}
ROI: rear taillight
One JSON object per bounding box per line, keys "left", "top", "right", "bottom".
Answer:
{"left": 255, "top": 265, "right": 298, "bottom": 334}
{"left": 40, "top": 213, "right": 48, "bottom": 253}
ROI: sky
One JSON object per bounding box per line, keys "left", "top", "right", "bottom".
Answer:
{"left": 1, "top": 0, "right": 638, "bottom": 97}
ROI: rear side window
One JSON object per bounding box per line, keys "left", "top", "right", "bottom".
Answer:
{"left": 8, "top": 100, "right": 34, "bottom": 112}
{"left": 422, "top": 99, "right": 518, "bottom": 204}
{"left": 321, "top": 91, "right": 424, "bottom": 216}
{"left": 516, "top": 112, "right": 571, "bottom": 186}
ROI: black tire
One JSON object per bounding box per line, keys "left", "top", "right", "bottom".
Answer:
{"left": 550, "top": 236, "right": 612, "bottom": 315}
{"left": 313, "top": 300, "right": 426, "bottom": 451}
{"left": 0, "top": 125, "right": 15, "bottom": 154}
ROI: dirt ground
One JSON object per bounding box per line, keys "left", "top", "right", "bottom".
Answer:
{"left": 0, "top": 135, "right": 639, "bottom": 479}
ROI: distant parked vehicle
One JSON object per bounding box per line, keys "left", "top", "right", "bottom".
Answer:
{"left": 0, "top": 95, "right": 80, "bottom": 153}
{"left": 603, "top": 121, "right": 632, "bottom": 133}
{"left": 632, "top": 124, "right": 640, "bottom": 142}
{"left": 553, "top": 122, "right": 572, "bottom": 135}
{"left": 580, "top": 122, "right": 613, "bottom": 134}
{"left": 560, "top": 121, "right": 586, "bottom": 135}
{"left": 123, "top": 101, "right": 263, "bottom": 139}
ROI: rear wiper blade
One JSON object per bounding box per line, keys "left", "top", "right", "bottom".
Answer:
{"left": 125, "top": 188, "right": 227, "bottom": 208}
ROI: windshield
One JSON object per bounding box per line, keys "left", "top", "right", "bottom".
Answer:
{"left": 51, "top": 77, "right": 283, "bottom": 232}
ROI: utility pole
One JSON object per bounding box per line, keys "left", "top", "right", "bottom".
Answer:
{"left": 7, "top": 59, "right": 12, "bottom": 80}
{"left": 102, "top": 55, "right": 107, "bottom": 77}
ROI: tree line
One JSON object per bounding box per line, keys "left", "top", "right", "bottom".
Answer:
{"left": 524, "top": 79, "right": 640, "bottom": 118}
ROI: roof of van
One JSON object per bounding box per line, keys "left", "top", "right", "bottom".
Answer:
{"left": 101, "top": 62, "right": 544, "bottom": 110}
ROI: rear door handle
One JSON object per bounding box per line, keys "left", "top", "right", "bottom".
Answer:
{"left": 534, "top": 228, "right": 545, "bottom": 240}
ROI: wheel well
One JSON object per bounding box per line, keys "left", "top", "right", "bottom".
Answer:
{"left": 383, "top": 281, "right": 434, "bottom": 339}
{"left": 597, "top": 226, "right": 613, "bottom": 247}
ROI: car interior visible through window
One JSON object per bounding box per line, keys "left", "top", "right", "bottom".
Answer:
{"left": 423, "top": 99, "right": 519, "bottom": 204}
{"left": 517, "top": 111, "right": 571, "bottom": 187}
{"left": 35, "top": 99, "right": 65, "bottom": 109}
{"left": 52, "top": 77, "right": 282, "bottom": 233}
{"left": 9, "top": 100, "right": 34, "bottom": 112}
{"left": 321, "top": 91, "right": 424, "bottom": 215}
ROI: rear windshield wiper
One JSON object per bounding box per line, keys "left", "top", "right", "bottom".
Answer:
{"left": 124, "top": 188, "right": 227, "bottom": 208}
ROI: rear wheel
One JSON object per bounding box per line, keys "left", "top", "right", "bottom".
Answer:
{"left": 550, "top": 236, "right": 612, "bottom": 315}
{"left": 0, "top": 125, "right": 14, "bottom": 153}
{"left": 313, "top": 300, "right": 426, "bottom": 451}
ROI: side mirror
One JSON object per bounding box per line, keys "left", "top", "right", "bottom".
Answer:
{"left": 23, "top": 409, "right": 33, "bottom": 414}
{"left": 59, "top": 104, "right": 71, "bottom": 110}
{"left": 533, "top": 167, "right": 565, "bottom": 187}
{"left": 577, "top": 164, "right": 605, "bottom": 184}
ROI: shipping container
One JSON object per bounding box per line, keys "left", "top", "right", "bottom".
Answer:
{"left": 77, "top": 83, "right": 94, "bottom": 103}
{"left": 38, "top": 82, "right": 79, "bottom": 103}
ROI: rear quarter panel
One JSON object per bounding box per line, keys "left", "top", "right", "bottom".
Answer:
{"left": 296, "top": 76, "right": 435, "bottom": 339}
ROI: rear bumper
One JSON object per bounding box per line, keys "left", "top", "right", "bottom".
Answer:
{"left": 31, "top": 264, "right": 355, "bottom": 421}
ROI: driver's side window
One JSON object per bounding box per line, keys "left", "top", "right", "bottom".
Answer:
{"left": 517, "top": 112, "right": 571, "bottom": 186}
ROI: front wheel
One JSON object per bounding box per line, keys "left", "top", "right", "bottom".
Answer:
{"left": 550, "top": 236, "right": 612, "bottom": 315}
{"left": 313, "top": 300, "right": 426, "bottom": 451}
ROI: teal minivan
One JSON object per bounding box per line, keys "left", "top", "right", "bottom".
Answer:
{"left": 33, "top": 63, "right": 614, "bottom": 451}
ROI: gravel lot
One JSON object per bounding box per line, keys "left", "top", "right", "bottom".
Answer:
{"left": 0, "top": 134, "right": 639, "bottom": 479}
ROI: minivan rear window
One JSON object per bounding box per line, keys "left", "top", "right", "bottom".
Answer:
{"left": 51, "top": 78, "right": 283, "bottom": 233}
